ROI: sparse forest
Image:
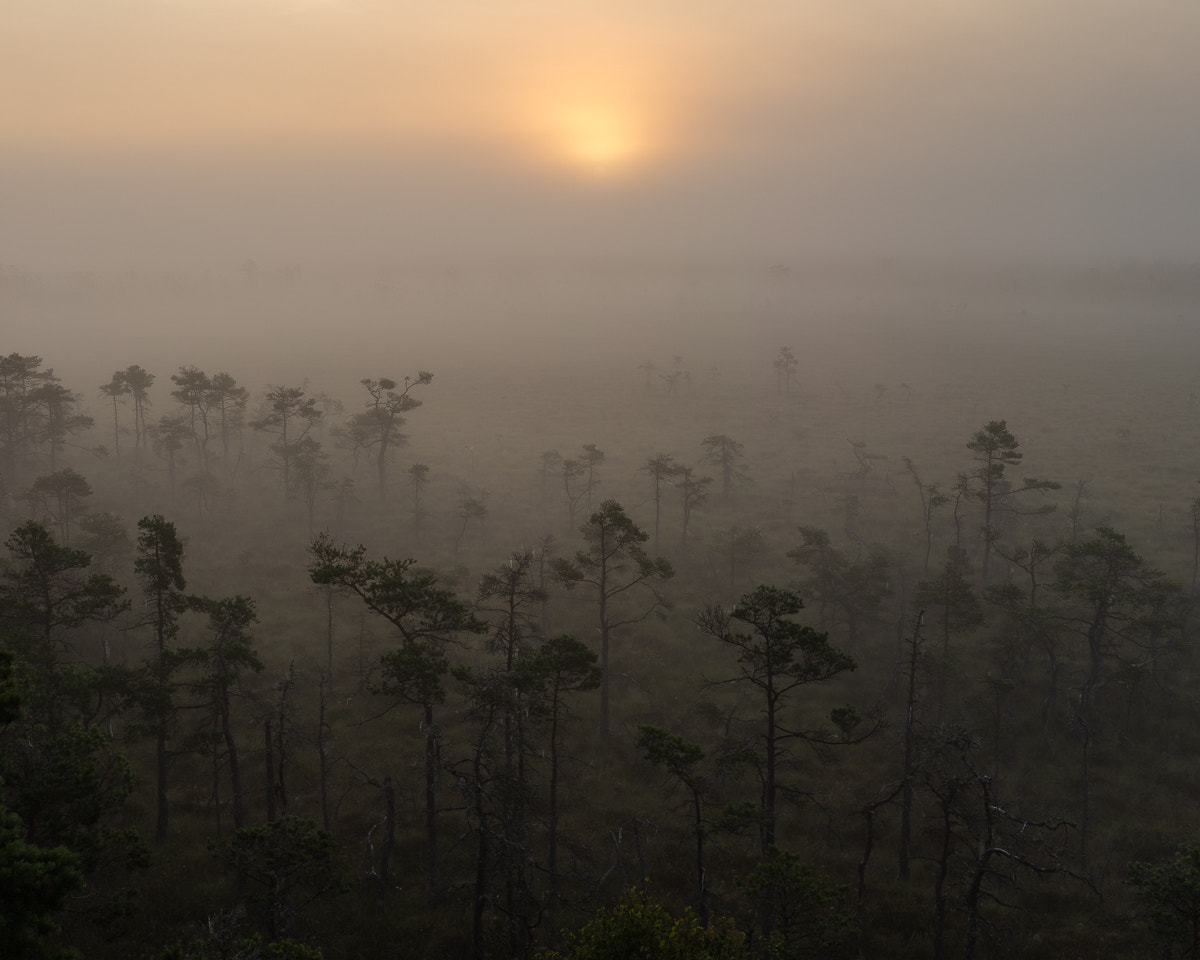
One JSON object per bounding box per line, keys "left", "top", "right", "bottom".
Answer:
{"left": 4, "top": 263, "right": 1200, "bottom": 960}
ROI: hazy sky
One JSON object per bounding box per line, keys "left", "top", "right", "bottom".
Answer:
{"left": 5, "top": 0, "right": 1200, "bottom": 270}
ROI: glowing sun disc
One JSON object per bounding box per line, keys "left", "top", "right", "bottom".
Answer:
{"left": 556, "top": 106, "right": 641, "bottom": 172}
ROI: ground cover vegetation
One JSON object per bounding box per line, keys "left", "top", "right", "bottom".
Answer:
{"left": 2, "top": 274, "right": 1200, "bottom": 958}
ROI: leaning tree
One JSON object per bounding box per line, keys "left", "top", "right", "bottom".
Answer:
{"left": 307, "top": 534, "right": 485, "bottom": 901}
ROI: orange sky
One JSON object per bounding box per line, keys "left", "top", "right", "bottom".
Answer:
{"left": 0, "top": 2, "right": 979, "bottom": 168}
{"left": 4, "top": 1, "right": 1200, "bottom": 266}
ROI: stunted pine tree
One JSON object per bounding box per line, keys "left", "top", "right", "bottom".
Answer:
{"left": 642, "top": 452, "right": 679, "bottom": 554}
{"left": 208, "top": 371, "right": 250, "bottom": 473}
{"left": 190, "top": 595, "right": 263, "bottom": 834}
{"left": 1053, "top": 527, "right": 1180, "bottom": 719}
{"left": 170, "top": 366, "right": 216, "bottom": 476}
{"left": 307, "top": 535, "right": 486, "bottom": 901}
{"left": 676, "top": 466, "right": 713, "bottom": 548}
{"left": 251, "top": 386, "right": 323, "bottom": 500}
{"left": 697, "top": 585, "right": 858, "bottom": 854}
{"left": 133, "top": 515, "right": 190, "bottom": 842}
{"left": 773, "top": 346, "right": 798, "bottom": 393}
{"left": 27, "top": 381, "right": 93, "bottom": 473}
{"left": 119, "top": 364, "right": 155, "bottom": 462}
{"left": 553, "top": 500, "right": 673, "bottom": 738}
{"left": 524, "top": 635, "right": 600, "bottom": 927}
{"left": 701, "top": 434, "right": 745, "bottom": 500}
{"left": 0, "top": 354, "right": 54, "bottom": 488}
{"left": 21, "top": 468, "right": 93, "bottom": 544}
{"left": 99, "top": 372, "right": 129, "bottom": 458}
{"left": 580, "top": 443, "right": 605, "bottom": 511}
{"left": 345, "top": 373, "right": 432, "bottom": 503}
{"left": 966, "top": 420, "right": 1059, "bottom": 586}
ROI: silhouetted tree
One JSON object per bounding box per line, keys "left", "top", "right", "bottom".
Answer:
{"left": 1054, "top": 526, "right": 1180, "bottom": 718}
{"left": 1129, "top": 846, "right": 1200, "bottom": 960}
{"left": 251, "top": 386, "right": 323, "bottom": 500}
{"left": 580, "top": 443, "right": 605, "bottom": 511}
{"left": 902, "top": 456, "right": 949, "bottom": 575}
{"left": 525, "top": 634, "right": 600, "bottom": 929}
{"left": 697, "top": 585, "right": 858, "bottom": 854}
{"left": 151, "top": 414, "right": 192, "bottom": 496}
{"left": 966, "top": 420, "right": 1059, "bottom": 586}
{"left": 469, "top": 551, "right": 552, "bottom": 954}
{"left": 28, "top": 380, "right": 94, "bottom": 473}
{"left": 553, "top": 501, "right": 673, "bottom": 738}
{"left": 21, "top": 468, "right": 93, "bottom": 544}
{"left": 454, "top": 496, "right": 488, "bottom": 564}
{"left": 788, "top": 527, "right": 892, "bottom": 649}
{"left": 560, "top": 457, "right": 587, "bottom": 530}
{"left": 701, "top": 434, "right": 745, "bottom": 500}
{"left": 208, "top": 371, "right": 250, "bottom": 471}
{"left": 133, "top": 515, "right": 190, "bottom": 842}
{"left": 99, "top": 372, "right": 130, "bottom": 459}
{"left": 676, "top": 466, "right": 712, "bottom": 549}
{"left": 189, "top": 594, "right": 264, "bottom": 833}
{"left": 119, "top": 364, "right": 156, "bottom": 462}
{"left": 170, "top": 366, "right": 216, "bottom": 476}
{"left": 642, "top": 452, "right": 678, "bottom": 554}
{"left": 213, "top": 816, "right": 342, "bottom": 943}
{"left": 773, "top": 346, "right": 798, "bottom": 393}
{"left": 408, "top": 462, "right": 430, "bottom": 534}
{"left": 291, "top": 437, "right": 331, "bottom": 539}
{"left": 636, "top": 725, "right": 714, "bottom": 924}
{"left": 307, "top": 535, "right": 486, "bottom": 901}
{"left": 344, "top": 373, "right": 432, "bottom": 503}
{"left": 0, "top": 353, "right": 55, "bottom": 491}
{"left": 913, "top": 560, "right": 983, "bottom": 722}
{"left": 0, "top": 526, "right": 141, "bottom": 939}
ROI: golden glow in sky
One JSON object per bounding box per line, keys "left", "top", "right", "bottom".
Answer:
{"left": 551, "top": 103, "right": 642, "bottom": 175}
{"left": 6, "top": 0, "right": 1200, "bottom": 267}
{"left": 515, "top": 82, "right": 661, "bottom": 179}
{"left": 0, "top": 1, "right": 746, "bottom": 179}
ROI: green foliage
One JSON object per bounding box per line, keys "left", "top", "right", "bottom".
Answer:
{"left": 554, "top": 499, "right": 674, "bottom": 589}
{"left": 1128, "top": 846, "right": 1200, "bottom": 959}
{"left": 160, "top": 931, "right": 324, "bottom": 960}
{"left": 135, "top": 515, "right": 187, "bottom": 615}
{"left": 698, "top": 585, "right": 859, "bottom": 852}
{"left": 705, "top": 585, "right": 857, "bottom": 689}
{"left": 189, "top": 596, "right": 264, "bottom": 693}
{"left": 308, "top": 535, "right": 486, "bottom": 644}
{"left": 539, "top": 889, "right": 746, "bottom": 960}
{"left": 21, "top": 468, "right": 94, "bottom": 543}
{"left": 0, "top": 520, "right": 129, "bottom": 662}
{"left": 1054, "top": 526, "right": 1182, "bottom": 712}
{"left": 344, "top": 372, "right": 432, "bottom": 501}
{"left": 788, "top": 527, "right": 892, "bottom": 644}
{"left": 0, "top": 648, "right": 20, "bottom": 726}
{"left": 742, "top": 849, "right": 854, "bottom": 959}
{"left": 965, "top": 420, "right": 1060, "bottom": 583}
{"left": 0, "top": 805, "right": 84, "bottom": 960}
{"left": 553, "top": 499, "right": 673, "bottom": 735}
{"left": 637, "top": 725, "right": 705, "bottom": 788}
{"left": 0, "top": 523, "right": 146, "bottom": 941}
{"left": 211, "top": 817, "right": 344, "bottom": 944}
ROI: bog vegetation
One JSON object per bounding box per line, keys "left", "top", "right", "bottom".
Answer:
{"left": 3, "top": 281, "right": 1200, "bottom": 959}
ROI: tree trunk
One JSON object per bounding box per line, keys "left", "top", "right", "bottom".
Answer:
{"left": 264, "top": 718, "right": 276, "bottom": 822}
{"left": 424, "top": 701, "right": 441, "bottom": 902}
{"left": 222, "top": 704, "right": 244, "bottom": 830}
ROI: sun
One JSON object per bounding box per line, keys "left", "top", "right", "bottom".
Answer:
{"left": 551, "top": 103, "right": 643, "bottom": 176}
{"left": 506, "top": 72, "right": 661, "bottom": 179}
